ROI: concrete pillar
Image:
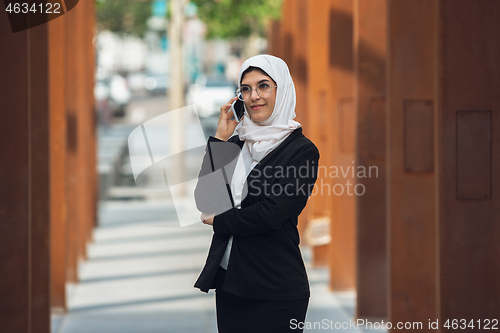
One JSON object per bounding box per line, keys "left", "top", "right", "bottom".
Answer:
{"left": 354, "top": 0, "right": 388, "bottom": 319}
{"left": 386, "top": 0, "right": 438, "bottom": 329}
{"left": 438, "top": 0, "right": 500, "bottom": 323}
{"left": 0, "top": 19, "right": 51, "bottom": 333}
{"left": 328, "top": 0, "right": 356, "bottom": 291}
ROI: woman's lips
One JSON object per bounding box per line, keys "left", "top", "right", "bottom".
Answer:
{"left": 251, "top": 104, "right": 265, "bottom": 110}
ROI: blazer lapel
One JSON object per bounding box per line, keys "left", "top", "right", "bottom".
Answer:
{"left": 245, "top": 127, "right": 304, "bottom": 184}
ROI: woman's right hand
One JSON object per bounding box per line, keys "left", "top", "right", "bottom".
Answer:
{"left": 215, "top": 96, "right": 240, "bottom": 141}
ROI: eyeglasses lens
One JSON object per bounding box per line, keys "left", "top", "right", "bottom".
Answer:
{"left": 237, "top": 84, "right": 273, "bottom": 101}
{"left": 258, "top": 84, "right": 272, "bottom": 97}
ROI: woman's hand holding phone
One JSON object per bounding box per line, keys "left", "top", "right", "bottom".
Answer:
{"left": 215, "top": 96, "right": 242, "bottom": 141}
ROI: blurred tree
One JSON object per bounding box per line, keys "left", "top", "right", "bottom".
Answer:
{"left": 96, "top": 0, "right": 153, "bottom": 37}
{"left": 191, "top": 0, "right": 282, "bottom": 39}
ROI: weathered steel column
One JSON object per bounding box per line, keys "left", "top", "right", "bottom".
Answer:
{"left": 64, "top": 2, "right": 84, "bottom": 282}
{"left": 0, "top": 18, "right": 51, "bottom": 333}
{"left": 281, "top": 0, "right": 294, "bottom": 68}
{"left": 81, "top": 0, "right": 96, "bottom": 245}
{"left": 268, "top": 19, "right": 283, "bottom": 60}
{"left": 306, "top": 0, "right": 334, "bottom": 266}
{"left": 386, "top": 0, "right": 438, "bottom": 329}
{"left": 354, "top": 0, "right": 387, "bottom": 319}
{"left": 289, "top": 0, "right": 310, "bottom": 235}
{"left": 438, "top": 0, "right": 500, "bottom": 323}
{"left": 75, "top": 0, "right": 91, "bottom": 260}
{"left": 289, "top": 0, "right": 308, "bottom": 132}
{"left": 328, "top": 0, "right": 356, "bottom": 291}
{"left": 48, "top": 14, "right": 68, "bottom": 312}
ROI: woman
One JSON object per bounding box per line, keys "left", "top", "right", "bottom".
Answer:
{"left": 194, "top": 54, "right": 320, "bottom": 333}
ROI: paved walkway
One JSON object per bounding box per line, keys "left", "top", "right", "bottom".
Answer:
{"left": 51, "top": 199, "right": 386, "bottom": 333}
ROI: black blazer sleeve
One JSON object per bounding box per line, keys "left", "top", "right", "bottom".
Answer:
{"left": 212, "top": 143, "right": 320, "bottom": 237}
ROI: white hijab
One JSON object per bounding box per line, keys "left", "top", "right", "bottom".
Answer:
{"left": 230, "top": 55, "right": 301, "bottom": 208}
{"left": 235, "top": 54, "right": 302, "bottom": 162}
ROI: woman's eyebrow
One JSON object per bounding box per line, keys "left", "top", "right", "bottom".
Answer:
{"left": 241, "top": 79, "right": 271, "bottom": 86}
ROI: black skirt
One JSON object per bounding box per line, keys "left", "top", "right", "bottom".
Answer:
{"left": 214, "top": 266, "right": 309, "bottom": 333}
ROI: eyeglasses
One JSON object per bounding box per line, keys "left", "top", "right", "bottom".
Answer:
{"left": 236, "top": 83, "right": 278, "bottom": 101}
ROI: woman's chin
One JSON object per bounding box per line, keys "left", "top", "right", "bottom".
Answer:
{"left": 249, "top": 110, "right": 271, "bottom": 123}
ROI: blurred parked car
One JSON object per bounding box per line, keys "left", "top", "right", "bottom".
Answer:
{"left": 127, "top": 72, "right": 147, "bottom": 93}
{"left": 186, "top": 75, "right": 237, "bottom": 118}
{"left": 94, "top": 78, "right": 111, "bottom": 126}
{"left": 144, "top": 72, "right": 169, "bottom": 95}
{"left": 108, "top": 74, "right": 131, "bottom": 117}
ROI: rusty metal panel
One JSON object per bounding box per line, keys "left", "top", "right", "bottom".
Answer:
{"left": 368, "top": 97, "right": 386, "bottom": 159}
{"left": 456, "top": 111, "right": 492, "bottom": 200}
{"left": 339, "top": 99, "right": 355, "bottom": 153}
{"left": 404, "top": 100, "right": 434, "bottom": 173}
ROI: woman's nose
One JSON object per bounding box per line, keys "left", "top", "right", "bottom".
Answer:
{"left": 250, "top": 88, "right": 261, "bottom": 100}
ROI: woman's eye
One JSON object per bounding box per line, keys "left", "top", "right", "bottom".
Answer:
{"left": 241, "top": 87, "right": 251, "bottom": 93}
{"left": 259, "top": 83, "right": 271, "bottom": 89}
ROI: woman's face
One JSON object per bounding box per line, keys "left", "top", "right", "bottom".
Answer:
{"left": 240, "top": 70, "right": 277, "bottom": 123}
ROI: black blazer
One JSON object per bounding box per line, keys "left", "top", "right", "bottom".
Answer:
{"left": 193, "top": 127, "right": 320, "bottom": 300}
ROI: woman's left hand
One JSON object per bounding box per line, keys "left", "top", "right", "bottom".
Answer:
{"left": 201, "top": 212, "right": 215, "bottom": 226}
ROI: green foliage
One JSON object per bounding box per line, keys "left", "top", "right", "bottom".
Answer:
{"left": 191, "top": 0, "right": 282, "bottom": 39}
{"left": 96, "top": 0, "right": 153, "bottom": 37}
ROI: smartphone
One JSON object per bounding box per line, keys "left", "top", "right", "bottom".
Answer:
{"left": 230, "top": 99, "right": 245, "bottom": 122}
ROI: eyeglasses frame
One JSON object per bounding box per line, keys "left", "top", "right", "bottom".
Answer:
{"left": 235, "top": 84, "right": 278, "bottom": 101}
